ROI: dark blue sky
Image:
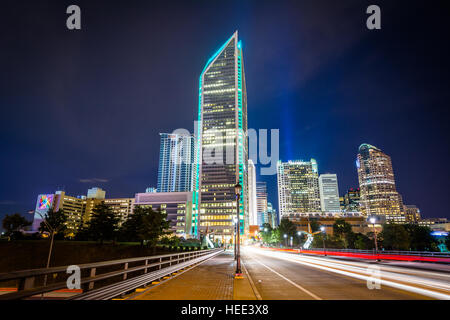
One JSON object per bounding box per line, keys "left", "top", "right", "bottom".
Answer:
{"left": 1, "top": 0, "right": 449, "bottom": 226}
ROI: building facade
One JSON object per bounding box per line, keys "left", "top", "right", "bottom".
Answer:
{"left": 256, "top": 181, "right": 268, "bottom": 226}
{"left": 103, "top": 198, "right": 135, "bottom": 226}
{"left": 404, "top": 205, "right": 421, "bottom": 223}
{"left": 356, "top": 144, "right": 405, "bottom": 221}
{"left": 157, "top": 133, "right": 195, "bottom": 193}
{"left": 193, "top": 31, "right": 249, "bottom": 241}
{"left": 342, "top": 187, "right": 361, "bottom": 213}
{"left": 267, "top": 202, "right": 278, "bottom": 228}
{"left": 277, "top": 159, "right": 321, "bottom": 219}
{"left": 318, "top": 173, "right": 340, "bottom": 213}
{"left": 134, "top": 192, "right": 193, "bottom": 237}
{"left": 248, "top": 159, "right": 258, "bottom": 226}
{"left": 31, "top": 191, "right": 86, "bottom": 236}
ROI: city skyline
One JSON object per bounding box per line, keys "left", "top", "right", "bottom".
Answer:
{"left": 1, "top": 0, "right": 450, "bottom": 225}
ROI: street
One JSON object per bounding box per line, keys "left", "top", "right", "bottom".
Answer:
{"left": 241, "top": 246, "right": 450, "bottom": 300}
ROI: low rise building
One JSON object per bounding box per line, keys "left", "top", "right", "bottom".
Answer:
{"left": 134, "top": 192, "right": 193, "bottom": 237}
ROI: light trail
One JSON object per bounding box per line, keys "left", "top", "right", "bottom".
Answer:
{"left": 244, "top": 247, "right": 450, "bottom": 300}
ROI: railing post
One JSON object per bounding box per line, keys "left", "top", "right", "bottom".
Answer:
{"left": 18, "top": 276, "right": 35, "bottom": 291}
{"left": 88, "top": 267, "right": 96, "bottom": 290}
{"left": 159, "top": 257, "right": 162, "bottom": 270}
{"left": 123, "top": 263, "right": 129, "bottom": 280}
{"left": 144, "top": 259, "right": 149, "bottom": 274}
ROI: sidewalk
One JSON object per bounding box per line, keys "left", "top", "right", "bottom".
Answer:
{"left": 129, "top": 250, "right": 257, "bottom": 300}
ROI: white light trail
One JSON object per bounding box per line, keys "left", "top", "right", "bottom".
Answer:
{"left": 245, "top": 247, "right": 450, "bottom": 300}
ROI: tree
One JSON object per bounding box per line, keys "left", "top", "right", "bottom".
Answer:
{"left": 270, "top": 228, "right": 281, "bottom": 244}
{"left": 380, "top": 224, "right": 410, "bottom": 250}
{"left": 2, "top": 213, "right": 31, "bottom": 239}
{"left": 445, "top": 235, "right": 450, "bottom": 252}
{"left": 278, "top": 218, "right": 297, "bottom": 238}
{"left": 333, "top": 219, "right": 353, "bottom": 248}
{"left": 354, "top": 233, "right": 373, "bottom": 250}
{"left": 119, "top": 206, "right": 171, "bottom": 247}
{"left": 85, "top": 203, "right": 120, "bottom": 244}
{"left": 260, "top": 223, "right": 273, "bottom": 244}
{"left": 39, "top": 209, "right": 67, "bottom": 239}
{"left": 404, "top": 224, "right": 437, "bottom": 251}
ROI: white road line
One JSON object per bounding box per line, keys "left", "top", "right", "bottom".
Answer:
{"left": 247, "top": 253, "right": 322, "bottom": 300}
{"left": 250, "top": 248, "right": 450, "bottom": 300}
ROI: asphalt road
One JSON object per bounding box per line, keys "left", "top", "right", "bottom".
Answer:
{"left": 241, "top": 246, "right": 450, "bottom": 300}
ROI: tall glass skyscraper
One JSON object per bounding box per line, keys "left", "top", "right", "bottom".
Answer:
{"left": 193, "top": 31, "right": 248, "bottom": 240}
{"left": 357, "top": 144, "right": 405, "bottom": 221}
{"left": 277, "top": 159, "right": 321, "bottom": 219}
{"left": 157, "top": 133, "right": 195, "bottom": 193}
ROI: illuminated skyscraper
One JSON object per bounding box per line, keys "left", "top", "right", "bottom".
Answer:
{"left": 193, "top": 31, "right": 248, "bottom": 240}
{"left": 256, "top": 181, "right": 268, "bottom": 226}
{"left": 356, "top": 144, "right": 405, "bottom": 221}
{"left": 157, "top": 133, "right": 195, "bottom": 192}
{"left": 319, "top": 173, "right": 340, "bottom": 213}
{"left": 277, "top": 159, "right": 321, "bottom": 219}
{"left": 248, "top": 159, "right": 257, "bottom": 226}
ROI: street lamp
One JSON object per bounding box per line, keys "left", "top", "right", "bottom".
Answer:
{"left": 283, "top": 234, "right": 287, "bottom": 247}
{"left": 234, "top": 183, "right": 242, "bottom": 277}
{"left": 320, "top": 226, "right": 326, "bottom": 256}
{"left": 370, "top": 217, "right": 379, "bottom": 261}
{"left": 233, "top": 216, "right": 237, "bottom": 257}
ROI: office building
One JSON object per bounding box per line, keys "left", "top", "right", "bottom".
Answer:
{"left": 256, "top": 182, "right": 268, "bottom": 226}
{"left": 103, "top": 198, "right": 135, "bottom": 226}
{"left": 404, "top": 205, "right": 421, "bottom": 223}
{"left": 267, "top": 202, "right": 278, "bottom": 228}
{"left": 87, "top": 187, "right": 106, "bottom": 200}
{"left": 134, "top": 192, "right": 193, "bottom": 236}
{"left": 277, "top": 159, "right": 321, "bottom": 219}
{"left": 193, "top": 31, "right": 249, "bottom": 241}
{"left": 248, "top": 159, "right": 258, "bottom": 226}
{"left": 342, "top": 187, "right": 361, "bottom": 212}
{"left": 157, "top": 133, "right": 195, "bottom": 193}
{"left": 319, "top": 173, "right": 340, "bottom": 213}
{"left": 31, "top": 191, "right": 86, "bottom": 236}
{"left": 356, "top": 144, "right": 405, "bottom": 221}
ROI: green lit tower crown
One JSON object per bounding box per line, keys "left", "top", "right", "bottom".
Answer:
{"left": 192, "top": 31, "right": 248, "bottom": 241}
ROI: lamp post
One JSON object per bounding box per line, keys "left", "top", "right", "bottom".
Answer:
{"left": 283, "top": 234, "right": 287, "bottom": 247}
{"left": 370, "top": 217, "right": 379, "bottom": 261}
{"left": 320, "top": 226, "right": 326, "bottom": 256}
{"left": 234, "top": 183, "right": 242, "bottom": 276}
{"left": 233, "top": 216, "right": 237, "bottom": 258}
{"left": 297, "top": 231, "right": 302, "bottom": 249}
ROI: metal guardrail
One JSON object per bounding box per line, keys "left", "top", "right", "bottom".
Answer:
{"left": 0, "top": 248, "right": 223, "bottom": 300}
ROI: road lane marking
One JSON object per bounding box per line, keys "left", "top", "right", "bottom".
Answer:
{"left": 247, "top": 253, "right": 322, "bottom": 300}
{"left": 250, "top": 248, "right": 450, "bottom": 300}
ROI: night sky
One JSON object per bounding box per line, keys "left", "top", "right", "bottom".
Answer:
{"left": 1, "top": 0, "right": 450, "bottom": 227}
